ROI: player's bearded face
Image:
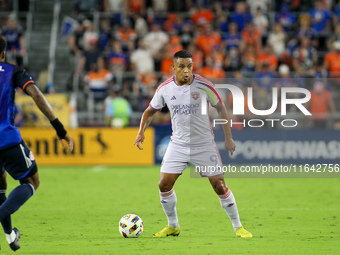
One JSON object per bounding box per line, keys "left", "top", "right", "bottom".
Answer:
{"left": 173, "top": 58, "right": 193, "bottom": 85}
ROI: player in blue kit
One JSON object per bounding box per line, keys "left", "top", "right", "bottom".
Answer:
{"left": 0, "top": 37, "right": 74, "bottom": 251}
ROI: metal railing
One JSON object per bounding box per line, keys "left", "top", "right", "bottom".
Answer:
{"left": 25, "top": 0, "right": 36, "bottom": 66}
{"left": 47, "top": 0, "right": 61, "bottom": 87}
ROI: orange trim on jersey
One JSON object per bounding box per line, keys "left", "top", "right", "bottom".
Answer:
{"left": 156, "top": 76, "right": 173, "bottom": 92}
{"left": 196, "top": 81, "right": 223, "bottom": 105}
{"left": 22, "top": 80, "right": 34, "bottom": 90}
{"left": 195, "top": 74, "right": 214, "bottom": 87}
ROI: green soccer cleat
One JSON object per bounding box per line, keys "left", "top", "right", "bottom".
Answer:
{"left": 236, "top": 227, "right": 252, "bottom": 238}
{"left": 153, "top": 225, "right": 180, "bottom": 237}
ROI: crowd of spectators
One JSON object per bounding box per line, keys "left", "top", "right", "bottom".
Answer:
{"left": 0, "top": 13, "right": 26, "bottom": 67}
{"left": 67, "top": 0, "right": 340, "bottom": 129}
{"left": 4, "top": 0, "right": 340, "bottom": 128}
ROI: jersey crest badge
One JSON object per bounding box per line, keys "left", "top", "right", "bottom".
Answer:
{"left": 191, "top": 92, "right": 200, "bottom": 100}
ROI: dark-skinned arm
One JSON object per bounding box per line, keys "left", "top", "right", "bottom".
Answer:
{"left": 25, "top": 85, "right": 74, "bottom": 151}
{"left": 214, "top": 102, "right": 235, "bottom": 156}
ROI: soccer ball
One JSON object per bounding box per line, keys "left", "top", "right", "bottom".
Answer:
{"left": 119, "top": 214, "right": 144, "bottom": 238}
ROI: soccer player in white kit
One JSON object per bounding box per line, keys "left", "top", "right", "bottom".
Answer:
{"left": 134, "top": 50, "right": 252, "bottom": 238}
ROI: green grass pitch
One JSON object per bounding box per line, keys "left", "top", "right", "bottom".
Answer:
{"left": 4, "top": 166, "right": 340, "bottom": 254}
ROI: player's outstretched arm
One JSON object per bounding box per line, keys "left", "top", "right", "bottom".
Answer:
{"left": 214, "top": 103, "right": 236, "bottom": 156}
{"left": 25, "top": 85, "right": 74, "bottom": 152}
{"left": 134, "top": 106, "right": 157, "bottom": 150}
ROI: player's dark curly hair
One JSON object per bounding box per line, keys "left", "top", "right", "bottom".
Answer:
{"left": 0, "top": 37, "right": 6, "bottom": 54}
{"left": 173, "top": 50, "right": 192, "bottom": 62}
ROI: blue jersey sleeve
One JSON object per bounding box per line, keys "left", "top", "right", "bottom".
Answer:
{"left": 12, "top": 66, "right": 35, "bottom": 92}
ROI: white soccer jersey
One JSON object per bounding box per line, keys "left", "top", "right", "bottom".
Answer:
{"left": 150, "top": 74, "right": 222, "bottom": 146}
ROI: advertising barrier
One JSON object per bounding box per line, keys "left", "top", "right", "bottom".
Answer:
{"left": 16, "top": 94, "right": 70, "bottom": 128}
{"left": 154, "top": 125, "right": 172, "bottom": 164}
{"left": 20, "top": 128, "right": 154, "bottom": 166}
{"left": 215, "top": 129, "right": 340, "bottom": 165}
{"left": 19, "top": 126, "right": 339, "bottom": 166}
{"left": 154, "top": 127, "right": 340, "bottom": 165}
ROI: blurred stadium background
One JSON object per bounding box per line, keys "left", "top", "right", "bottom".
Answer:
{"left": 1, "top": 0, "right": 340, "bottom": 165}
{"left": 1, "top": 1, "right": 339, "bottom": 254}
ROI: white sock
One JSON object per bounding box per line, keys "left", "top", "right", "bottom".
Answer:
{"left": 160, "top": 188, "right": 179, "bottom": 229}
{"left": 219, "top": 188, "right": 242, "bottom": 232}
{"left": 6, "top": 230, "right": 16, "bottom": 244}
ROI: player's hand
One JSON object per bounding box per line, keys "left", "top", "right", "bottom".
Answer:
{"left": 59, "top": 133, "right": 74, "bottom": 152}
{"left": 133, "top": 133, "right": 145, "bottom": 150}
{"left": 225, "top": 138, "right": 236, "bottom": 156}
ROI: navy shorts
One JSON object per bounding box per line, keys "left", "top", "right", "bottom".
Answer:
{"left": 0, "top": 141, "right": 38, "bottom": 180}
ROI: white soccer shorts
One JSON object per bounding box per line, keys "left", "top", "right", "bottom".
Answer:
{"left": 160, "top": 140, "right": 224, "bottom": 177}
